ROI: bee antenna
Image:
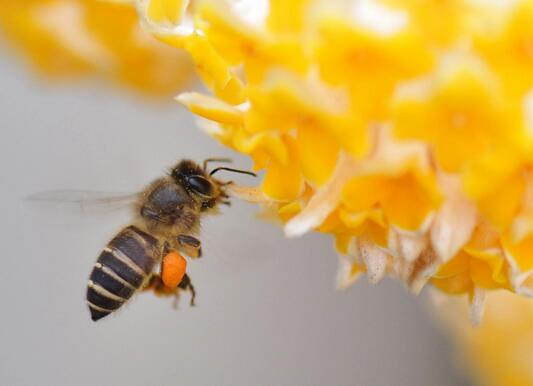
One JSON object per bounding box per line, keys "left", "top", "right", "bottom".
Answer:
{"left": 209, "top": 167, "right": 257, "bottom": 177}
{"left": 203, "top": 157, "right": 232, "bottom": 171}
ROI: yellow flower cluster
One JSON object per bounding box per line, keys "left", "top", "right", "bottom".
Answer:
{"left": 139, "top": 0, "right": 533, "bottom": 316}
{"left": 435, "top": 290, "right": 533, "bottom": 386}
{"left": 0, "top": 0, "right": 193, "bottom": 95}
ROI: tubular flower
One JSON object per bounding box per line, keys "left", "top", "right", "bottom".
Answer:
{"left": 0, "top": 0, "right": 193, "bottom": 96}
{"left": 138, "top": 0, "right": 533, "bottom": 319}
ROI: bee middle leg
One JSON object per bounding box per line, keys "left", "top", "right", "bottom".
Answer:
{"left": 177, "top": 234, "right": 202, "bottom": 258}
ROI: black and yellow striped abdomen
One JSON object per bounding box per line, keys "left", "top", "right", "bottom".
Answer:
{"left": 87, "top": 226, "right": 160, "bottom": 321}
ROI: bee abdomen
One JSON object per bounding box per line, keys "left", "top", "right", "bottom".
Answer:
{"left": 87, "top": 226, "right": 159, "bottom": 322}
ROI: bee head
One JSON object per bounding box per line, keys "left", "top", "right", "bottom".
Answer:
{"left": 171, "top": 160, "right": 219, "bottom": 209}
{"left": 171, "top": 159, "right": 257, "bottom": 210}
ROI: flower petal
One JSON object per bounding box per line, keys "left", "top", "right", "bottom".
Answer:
{"left": 176, "top": 92, "right": 244, "bottom": 124}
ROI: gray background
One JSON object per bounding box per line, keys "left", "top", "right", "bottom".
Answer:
{"left": 0, "top": 52, "right": 471, "bottom": 386}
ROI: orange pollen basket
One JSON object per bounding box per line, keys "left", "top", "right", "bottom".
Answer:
{"left": 161, "top": 251, "right": 187, "bottom": 288}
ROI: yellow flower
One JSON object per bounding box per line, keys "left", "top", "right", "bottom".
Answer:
{"left": 140, "top": 0, "right": 533, "bottom": 319}
{"left": 433, "top": 219, "right": 510, "bottom": 294}
{"left": 143, "top": 0, "right": 188, "bottom": 26}
{"left": 474, "top": 0, "right": 533, "bottom": 98}
{"left": 383, "top": 0, "right": 472, "bottom": 46}
{"left": 315, "top": 5, "right": 434, "bottom": 120}
{"left": 197, "top": 1, "right": 308, "bottom": 83}
{"left": 340, "top": 131, "right": 441, "bottom": 231}
{"left": 392, "top": 55, "right": 520, "bottom": 173}
{"left": 0, "top": 0, "right": 193, "bottom": 95}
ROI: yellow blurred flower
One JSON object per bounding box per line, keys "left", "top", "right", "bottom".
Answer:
{"left": 138, "top": 0, "right": 533, "bottom": 319}
{"left": 0, "top": 0, "right": 193, "bottom": 95}
{"left": 435, "top": 290, "right": 533, "bottom": 386}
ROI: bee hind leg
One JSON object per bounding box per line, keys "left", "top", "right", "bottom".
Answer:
{"left": 178, "top": 273, "right": 196, "bottom": 306}
{"left": 143, "top": 273, "right": 196, "bottom": 308}
{"left": 143, "top": 274, "right": 183, "bottom": 309}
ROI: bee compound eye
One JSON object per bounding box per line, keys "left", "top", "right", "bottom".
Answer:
{"left": 187, "top": 176, "right": 213, "bottom": 196}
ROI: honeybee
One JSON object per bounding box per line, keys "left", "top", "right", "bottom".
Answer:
{"left": 30, "top": 158, "right": 255, "bottom": 321}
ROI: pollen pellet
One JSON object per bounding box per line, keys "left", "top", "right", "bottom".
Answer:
{"left": 161, "top": 251, "right": 187, "bottom": 288}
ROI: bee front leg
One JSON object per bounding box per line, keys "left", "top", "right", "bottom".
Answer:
{"left": 177, "top": 234, "right": 202, "bottom": 258}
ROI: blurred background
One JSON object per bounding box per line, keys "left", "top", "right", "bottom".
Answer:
{"left": 0, "top": 34, "right": 473, "bottom": 386}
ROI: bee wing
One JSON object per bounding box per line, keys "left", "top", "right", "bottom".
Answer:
{"left": 25, "top": 190, "right": 138, "bottom": 213}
